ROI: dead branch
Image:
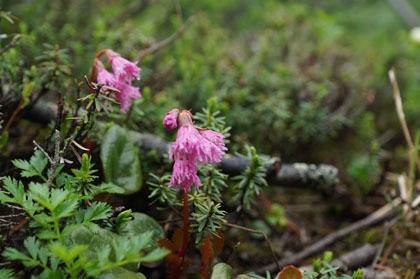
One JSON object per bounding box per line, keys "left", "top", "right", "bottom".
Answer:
{"left": 257, "top": 198, "right": 402, "bottom": 273}
{"left": 22, "top": 101, "right": 339, "bottom": 188}
{"left": 137, "top": 16, "right": 196, "bottom": 63}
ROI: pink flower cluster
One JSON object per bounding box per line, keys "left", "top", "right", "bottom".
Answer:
{"left": 164, "top": 109, "right": 227, "bottom": 192}
{"left": 94, "top": 49, "right": 141, "bottom": 113}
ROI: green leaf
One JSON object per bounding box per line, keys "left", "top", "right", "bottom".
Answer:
{"left": 21, "top": 81, "right": 36, "bottom": 108}
{"left": 125, "top": 213, "right": 164, "bottom": 250}
{"left": 2, "top": 247, "right": 39, "bottom": 267}
{"left": 100, "top": 125, "right": 142, "bottom": 194}
{"left": 28, "top": 182, "right": 52, "bottom": 211}
{"left": 0, "top": 177, "right": 25, "bottom": 204}
{"left": 95, "top": 267, "right": 146, "bottom": 279}
{"left": 82, "top": 202, "right": 112, "bottom": 222}
{"left": 55, "top": 200, "right": 79, "bottom": 218}
{"left": 49, "top": 243, "right": 88, "bottom": 265}
{"left": 0, "top": 268, "right": 16, "bottom": 279}
{"left": 72, "top": 226, "right": 116, "bottom": 255}
{"left": 12, "top": 151, "right": 48, "bottom": 178}
{"left": 211, "top": 263, "right": 232, "bottom": 279}
{"left": 138, "top": 247, "right": 169, "bottom": 262}
{"left": 24, "top": 236, "right": 40, "bottom": 259}
{"left": 50, "top": 189, "right": 69, "bottom": 209}
{"left": 92, "top": 183, "right": 125, "bottom": 195}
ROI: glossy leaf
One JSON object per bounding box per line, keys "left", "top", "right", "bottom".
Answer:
{"left": 95, "top": 267, "right": 146, "bottom": 279}
{"left": 211, "top": 263, "right": 232, "bottom": 279}
{"left": 278, "top": 266, "right": 302, "bottom": 279}
{"left": 125, "top": 213, "right": 164, "bottom": 250}
{"left": 100, "top": 125, "right": 142, "bottom": 194}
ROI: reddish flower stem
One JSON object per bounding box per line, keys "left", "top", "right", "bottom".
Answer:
{"left": 88, "top": 50, "right": 107, "bottom": 93}
{"left": 179, "top": 189, "right": 189, "bottom": 258}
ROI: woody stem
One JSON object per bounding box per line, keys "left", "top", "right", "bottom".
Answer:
{"left": 180, "top": 190, "right": 189, "bottom": 258}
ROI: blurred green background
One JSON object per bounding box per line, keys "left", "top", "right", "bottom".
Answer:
{"left": 2, "top": 0, "right": 420, "bottom": 195}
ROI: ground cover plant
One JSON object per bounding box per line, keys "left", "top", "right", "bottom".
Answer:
{"left": 2, "top": 0, "right": 420, "bottom": 278}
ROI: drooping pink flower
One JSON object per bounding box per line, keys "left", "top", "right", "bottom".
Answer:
{"left": 168, "top": 159, "right": 202, "bottom": 192}
{"left": 170, "top": 125, "right": 225, "bottom": 165}
{"left": 198, "top": 129, "right": 227, "bottom": 153}
{"left": 94, "top": 57, "right": 141, "bottom": 113}
{"left": 114, "top": 83, "right": 142, "bottom": 113}
{"left": 163, "top": 109, "right": 179, "bottom": 130}
{"left": 105, "top": 49, "right": 140, "bottom": 83}
{"left": 166, "top": 110, "right": 227, "bottom": 192}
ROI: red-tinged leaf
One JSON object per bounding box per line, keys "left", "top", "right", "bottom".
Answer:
{"left": 158, "top": 238, "right": 176, "bottom": 252}
{"left": 172, "top": 227, "right": 184, "bottom": 253}
{"left": 172, "top": 226, "right": 190, "bottom": 253}
{"left": 200, "top": 237, "right": 214, "bottom": 267}
{"left": 278, "top": 265, "right": 302, "bottom": 279}
{"left": 165, "top": 253, "right": 191, "bottom": 277}
{"left": 165, "top": 253, "right": 183, "bottom": 269}
{"left": 211, "top": 230, "right": 224, "bottom": 258}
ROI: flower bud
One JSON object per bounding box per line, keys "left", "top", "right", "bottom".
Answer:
{"left": 163, "top": 109, "right": 180, "bottom": 130}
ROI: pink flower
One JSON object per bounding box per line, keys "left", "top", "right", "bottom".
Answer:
{"left": 168, "top": 159, "right": 202, "bottom": 192}
{"left": 114, "top": 83, "right": 141, "bottom": 113}
{"left": 105, "top": 49, "right": 140, "bottom": 83}
{"left": 170, "top": 125, "right": 225, "bottom": 165}
{"left": 163, "top": 109, "right": 179, "bottom": 130}
{"left": 198, "top": 129, "right": 227, "bottom": 152}
{"left": 94, "top": 57, "right": 141, "bottom": 113}
{"left": 97, "top": 68, "right": 117, "bottom": 89}
{"left": 166, "top": 110, "right": 227, "bottom": 192}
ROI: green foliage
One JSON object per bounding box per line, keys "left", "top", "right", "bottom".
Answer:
{"left": 147, "top": 173, "right": 178, "bottom": 207}
{"left": 191, "top": 200, "right": 226, "bottom": 244}
{"left": 0, "top": 149, "right": 168, "bottom": 278}
{"left": 195, "top": 97, "right": 231, "bottom": 141}
{"left": 100, "top": 125, "right": 142, "bottom": 194}
{"left": 109, "top": 209, "right": 133, "bottom": 234}
{"left": 232, "top": 146, "right": 268, "bottom": 210}
{"left": 125, "top": 212, "right": 165, "bottom": 250}
{"left": 303, "top": 251, "right": 363, "bottom": 279}
{"left": 12, "top": 150, "right": 48, "bottom": 181}
{"left": 266, "top": 203, "right": 287, "bottom": 227}
{"left": 0, "top": 269, "right": 15, "bottom": 279}
{"left": 199, "top": 164, "right": 228, "bottom": 203}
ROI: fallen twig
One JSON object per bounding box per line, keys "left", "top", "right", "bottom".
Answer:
{"left": 388, "top": 68, "right": 420, "bottom": 175}
{"left": 257, "top": 198, "right": 402, "bottom": 273}
{"left": 23, "top": 102, "right": 340, "bottom": 188}
{"left": 224, "top": 222, "right": 281, "bottom": 272}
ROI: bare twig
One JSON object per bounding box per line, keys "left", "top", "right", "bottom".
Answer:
{"left": 0, "top": 34, "right": 20, "bottom": 55}
{"left": 46, "top": 130, "right": 61, "bottom": 188}
{"left": 389, "top": 68, "right": 420, "bottom": 205}
{"left": 372, "top": 221, "right": 392, "bottom": 266}
{"left": 387, "top": 0, "right": 420, "bottom": 28}
{"left": 224, "top": 222, "right": 281, "bottom": 272}
{"left": 257, "top": 198, "right": 402, "bottom": 273}
{"left": 389, "top": 69, "right": 414, "bottom": 151}
{"left": 33, "top": 140, "right": 53, "bottom": 163}
{"left": 137, "top": 16, "right": 196, "bottom": 63}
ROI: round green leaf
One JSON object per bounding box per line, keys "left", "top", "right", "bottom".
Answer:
{"left": 100, "top": 125, "right": 142, "bottom": 194}
{"left": 125, "top": 213, "right": 164, "bottom": 250}
{"left": 95, "top": 267, "right": 146, "bottom": 279}
{"left": 211, "top": 263, "right": 232, "bottom": 279}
